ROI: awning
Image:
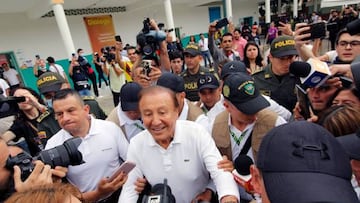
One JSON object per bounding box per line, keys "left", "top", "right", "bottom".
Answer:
{"left": 321, "top": 0, "right": 360, "bottom": 8}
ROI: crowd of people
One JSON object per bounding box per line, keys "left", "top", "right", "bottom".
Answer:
{"left": 0, "top": 7, "right": 360, "bottom": 203}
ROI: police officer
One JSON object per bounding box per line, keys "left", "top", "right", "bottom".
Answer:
{"left": 36, "top": 72, "right": 107, "bottom": 119}
{"left": 181, "top": 44, "right": 215, "bottom": 101}
{"left": 253, "top": 35, "right": 299, "bottom": 112}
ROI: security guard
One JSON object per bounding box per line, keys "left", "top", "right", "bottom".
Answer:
{"left": 181, "top": 44, "right": 215, "bottom": 102}
{"left": 253, "top": 35, "right": 299, "bottom": 112}
{"left": 36, "top": 72, "right": 107, "bottom": 119}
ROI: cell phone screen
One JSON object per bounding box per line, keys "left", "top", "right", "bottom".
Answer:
{"left": 108, "top": 161, "right": 136, "bottom": 182}
{"left": 115, "top": 35, "right": 122, "bottom": 42}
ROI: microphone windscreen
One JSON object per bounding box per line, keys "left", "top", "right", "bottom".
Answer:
{"left": 234, "top": 155, "right": 253, "bottom": 175}
{"left": 289, "top": 61, "right": 311, "bottom": 77}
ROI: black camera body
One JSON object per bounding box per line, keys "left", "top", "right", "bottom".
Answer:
{"left": 0, "top": 96, "right": 25, "bottom": 119}
{"left": 6, "top": 137, "right": 84, "bottom": 181}
{"left": 136, "top": 18, "right": 166, "bottom": 57}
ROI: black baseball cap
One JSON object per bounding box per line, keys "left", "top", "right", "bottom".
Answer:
{"left": 220, "top": 61, "right": 248, "bottom": 79}
{"left": 257, "top": 121, "right": 358, "bottom": 203}
{"left": 197, "top": 73, "right": 220, "bottom": 91}
{"left": 157, "top": 72, "right": 185, "bottom": 93}
{"left": 337, "top": 130, "right": 360, "bottom": 160}
{"left": 37, "top": 72, "right": 65, "bottom": 94}
{"left": 183, "top": 44, "right": 201, "bottom": 56}
{"left": 270, "top": 35, "right": 298, "bottom": 58}
{"left": 222, "top": 73, "right": 269, "bottom": 115}
{"left": 120, "top": 82, "right": 142, "bottom": 111}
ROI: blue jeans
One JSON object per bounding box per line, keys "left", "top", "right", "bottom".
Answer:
{"left": 201, "top": 50, "right": 212, "bottom": 67}
{"left": 78, "top": 89, "right": 92, "bottom": 96}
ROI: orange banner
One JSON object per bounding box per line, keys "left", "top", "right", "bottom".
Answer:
{"left": 83, "top": 15, "right": 116, "bottom": 54}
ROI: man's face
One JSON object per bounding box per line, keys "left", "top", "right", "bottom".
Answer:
{"left": 221, "top": 35, "right": 233, "bottom": 52}
{"left": 170, "top": 58, "right": 183, "bottom": 75}
{"left": 308, "top": 86, "right": 338, "bottom": 111}
{"left": 39, "top": 59, "right": 46, "bottom": 67}
{"left": 124, "top": 110, "right": 141, "bottom": 120}
{"left": 233, "top": 31, "right": 241, "bottom": 40}
{"left": 332, "top": 89, "right": 360, "bottom": 107}
{"left": 184, "top": 54, "right": 201, "bottom": 72}
{"left": 127, "top": 48, "right": 138, "bottom": 63}
{"left": 2, "top": 64, "right": 9, "bottom": 70}
{"left": 224, "top": 100, "right": 257, "bottom": 125}
{"left": 336, "top": 33, "right": 360, "bottom": 63}
{"left": 269, "top": 55, "right": 296, "bottom": 76}
{"left": 53, "top": 95, "right": 90, "bottom": 135}
{"left": 139, "top": 90, "right": 179, "bottom": 147}
{"left": 199, "top": 88, "right": 221, "bottom": 109}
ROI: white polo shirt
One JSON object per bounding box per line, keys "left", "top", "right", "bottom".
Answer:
{"left": 3, "top": 68, "right": 19, "bottom": 86}
{"left": 119, "top": 120, "right": 239, "bottom": 203}
{"left": 45, "top": 117, "right": 128, "bottom": 192}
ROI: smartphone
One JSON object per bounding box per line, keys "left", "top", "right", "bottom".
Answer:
{"left": 108, "top": 161, "right": 136, "bottom": 182}
{"left": 295, "top": 85, "right": 312, "bottom": 119}
{"left": 35, "top": 55, "right": 40, "bottom": 60}
{"left": 215, "top": 18, "right": 229, "bottom": 29}
{"left": 142, "top": 60, "right": 152, "bottom": 76}
{"left": 115, "top": 35, "right": 122, "bottom": 42}
{"left": 303, "top": 22, "right": 326, "bottom": 41}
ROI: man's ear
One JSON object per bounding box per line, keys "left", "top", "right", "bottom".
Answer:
{"left": 84, "top": 104, "right": 90, "bottom": 114}
{"left": 250, "top": 164, "right": 263, "bottom": 195}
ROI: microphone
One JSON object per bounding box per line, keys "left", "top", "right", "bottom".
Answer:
{"left": 232, "top": 155, "right": 254, "bottom": 193}
{"left": 289, "top": 59, "right": 331, "bottom": 88}
{"left": 142, "top": 179, "right": 176, "bottom": 203}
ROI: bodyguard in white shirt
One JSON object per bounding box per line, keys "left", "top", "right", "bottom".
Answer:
{"left": 45, "top": 89, "right": 128, "bottom": 202}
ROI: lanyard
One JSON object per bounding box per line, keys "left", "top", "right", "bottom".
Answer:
{"left": 229, "top": 128, "right": 248, "bottom": 145}
{"left": 134, "top": 122, "right": 145, "bottom": 131}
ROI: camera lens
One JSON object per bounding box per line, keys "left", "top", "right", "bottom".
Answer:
{"left": 142, "top": 45, "right": 153, "bottom": 56}
{"left": 37, "top": 137, "right": 83, "bottom": 168}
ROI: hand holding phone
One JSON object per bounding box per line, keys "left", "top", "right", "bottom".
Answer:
{"left": 302, "top": 22, "right": 326, "bottom": 41}
{"left": 142, "top": 60, "right": 152, "bottom": 76}
{"left": 108, "top": 161, "right": 136, "bottom": 182}
{"left": 215, "top": 18, "right": 229, "bottom": 29}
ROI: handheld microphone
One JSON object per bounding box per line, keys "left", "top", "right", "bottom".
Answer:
{"left": 232, "top": 155, "right": 254, "bottom": 193}
{"left": 141, "top": 179, "right": 176, "bottom": 203}
{"left": 289, "top": 59, "right": 331, "bottom": 88}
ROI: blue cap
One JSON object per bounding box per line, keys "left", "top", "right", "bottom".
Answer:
{"left": 120, "top": 82, "right": 142, "bottom": 111}
{"left": 157, "top": 72, "right": 185, "bottom": 93}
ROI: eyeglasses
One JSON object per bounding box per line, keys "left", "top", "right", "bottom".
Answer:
{"left": 338, "top": 40, "right": 360, "bottom": 48}
{"left": 199, "top": 76, "right": 213, "bottom": 84}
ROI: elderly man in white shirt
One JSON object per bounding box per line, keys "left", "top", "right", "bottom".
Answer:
{"left": 119, "top": 86, "right": 239, "bottom": 203}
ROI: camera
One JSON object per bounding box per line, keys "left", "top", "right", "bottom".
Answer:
{"left": 5, "top": 137, "right": 84, "bottom": 181}
{"left": 0, "top": 96, "right": 25, "bottom": 119}
{"left": 136, "top": 18, "right": 166, "bottom": 57}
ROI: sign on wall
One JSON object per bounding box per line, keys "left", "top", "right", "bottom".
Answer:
{"left": 83, "top": 15, "right": 116, "bottom": 54}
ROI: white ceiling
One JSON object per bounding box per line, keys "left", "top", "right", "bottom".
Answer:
{"left": 0, "top": 0, "right": 221, "bottom": 17}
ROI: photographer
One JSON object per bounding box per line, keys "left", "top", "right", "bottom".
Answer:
{"left": 77, "top": 49, "right": 99, "bottom": 97}
{"left": 93, "top": 52, "right": 108, "bottom": 88}
{"left": 1, "top": 87, "right": 60, "bottom": 156}
{"left": 103, "top": 46, "right": 126, "bottom": 107}
{"left": 0, "top": 138, "right": 67, "bottom": 201}
{"left": 68, "top": 60, "right": 92, "bottom": 97}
